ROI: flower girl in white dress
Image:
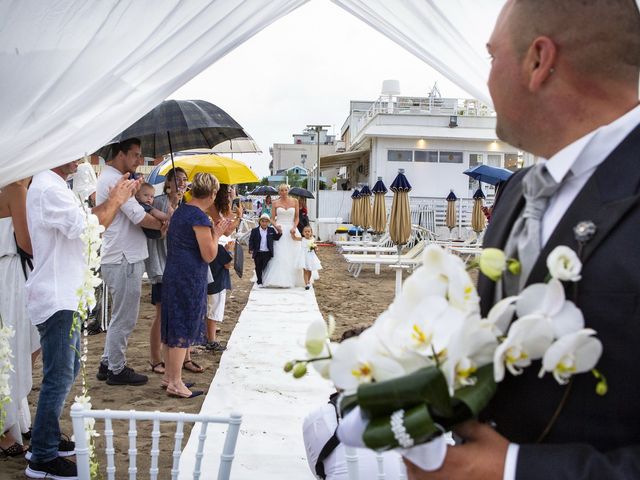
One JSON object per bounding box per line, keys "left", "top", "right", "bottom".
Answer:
{"left": 297, "top": 225, "right": 322, "bottom": 290}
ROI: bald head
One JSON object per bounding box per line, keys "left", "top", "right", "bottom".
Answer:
{"left": 510, "top": 0, "right": 640, "bottom": 84}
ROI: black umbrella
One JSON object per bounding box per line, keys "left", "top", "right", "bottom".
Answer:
{"left": 252, "top": 185, "right": 278, "bottom": 196}
{"left": 96, "top": 99, "right": 251, "bottom": 192}
{"left": 289, "top": 187, "right": 314, "bottom": 199}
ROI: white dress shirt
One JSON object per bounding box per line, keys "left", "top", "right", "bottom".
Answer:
{"left": 25, "top": 170, "right": 87, "bottom": 326}
{"left": 259, "top": 226, "right": 269, "bottom": 252}
{"left": 504, "top": 103, "right": 640, "bottom": 480}
{"left": 96, "top": 165, "right": 148, "bottom": 264}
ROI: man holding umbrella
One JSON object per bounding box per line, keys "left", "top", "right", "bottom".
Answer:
{"left": 96, "top": 138, "right": 164, "bottom": 386}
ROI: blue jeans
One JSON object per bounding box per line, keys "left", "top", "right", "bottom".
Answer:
{"left": 30, "top": 310, "right": 80, "bottom": 463}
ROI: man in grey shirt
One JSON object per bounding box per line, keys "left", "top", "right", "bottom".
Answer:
{"left": 96, "top": 138, "right": 163, "bottom": 386}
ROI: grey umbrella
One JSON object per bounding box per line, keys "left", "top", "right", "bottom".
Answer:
{"left": 289, "top": 187, "right": 314, "bottom": 199}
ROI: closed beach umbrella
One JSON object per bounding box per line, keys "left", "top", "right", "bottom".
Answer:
{"left": 371, "top": 177, "right": 388, "bottom": 234}
{"left": 445, "top": 190, "right": 458, "bottom": 231}
{"left": 389, "top": 170, "right": 412, "bottom": 246}
{"left": 471, "top": 188, "right": 487, "bottom": 233}
{"left": 350, "top": 188, "right": 361, "bottom": 227}
{"left": 359, "top": 185, "right": 372, "bottom": 230}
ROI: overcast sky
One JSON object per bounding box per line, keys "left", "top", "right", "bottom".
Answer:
{"left": 170, "top": 0, "right": 473, "bottom": 178}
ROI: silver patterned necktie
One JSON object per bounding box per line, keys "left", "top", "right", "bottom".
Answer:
{"left": 502, "top": 163, "right": 560, "bottom": 297}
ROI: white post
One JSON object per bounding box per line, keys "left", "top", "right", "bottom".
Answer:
{"left": 70, "top": 403, "right": 91, "bottom": 480}
{"left": 218, "top": 412, "right": 242, "bottom": 480}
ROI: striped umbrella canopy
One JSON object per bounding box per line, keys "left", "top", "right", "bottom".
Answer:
{"left": 389, "top": 170, "right": 412, "bottom": 246}
{"left": 359, "top": 185, "right": 372, "bottom": 229}
{"left": 350, "top": 188, "right": 361, "bottom": 227}
{"left": 445, "top": 190, "right": 458, "bottom": 230}
{"left": 371, "top": 177, "right": 388, "bottom": 234}
{"left": 471, "top": 188, "right": 487, "bottom": 233}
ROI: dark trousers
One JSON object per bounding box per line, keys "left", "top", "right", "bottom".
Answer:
{"left": 254, "top": 251, "right": 272, "bottom": 284}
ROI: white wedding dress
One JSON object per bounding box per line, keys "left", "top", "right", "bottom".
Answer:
{"left": 261, "top": 207, "right": 305, "bottom": 288}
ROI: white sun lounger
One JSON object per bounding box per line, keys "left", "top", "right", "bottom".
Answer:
{"left": 344, "top": 241, "right": 425, "bottom": 278}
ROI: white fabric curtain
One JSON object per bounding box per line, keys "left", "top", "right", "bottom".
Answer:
{"left": 0, "top": 0, "right": 308, "bottom": 187}
{"left": 331, "top": 0, "right": 503, "bottom": 105}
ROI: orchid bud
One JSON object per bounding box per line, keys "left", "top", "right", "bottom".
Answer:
{"left": 507, "top": 259, "right": 521, "bottom": 276}
{"left": 479, "top": 248, "right": 507, "bottom": 281}
{"left": 283, "top": 361, "right": 294, "bottom": 373}
{"left": 292, "top": 362, "right": 307, "bottom": 378}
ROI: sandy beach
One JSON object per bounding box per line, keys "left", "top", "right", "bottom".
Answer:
{"left": 2, "top": 245, "right": 397, "bottom": 479}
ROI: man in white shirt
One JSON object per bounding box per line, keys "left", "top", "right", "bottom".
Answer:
{"left": 405, "top": 1, "right": 640, "bottom": 480}
{"left": 25, "top": 160, "right": 136, "bottom": 479}
{"left": 95, "top": 138, "right": 163, "bottom": 386}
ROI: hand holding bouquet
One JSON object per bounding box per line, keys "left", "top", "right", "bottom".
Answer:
{"left": 284, "top": 244, "right": 605, "bottom": 468}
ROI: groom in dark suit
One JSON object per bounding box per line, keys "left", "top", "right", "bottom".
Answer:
{"left": 249, "top": 213, "right": 282, "bottom": 285}
{"left": 405, "top": 1, "right": 640, "bottom": 479}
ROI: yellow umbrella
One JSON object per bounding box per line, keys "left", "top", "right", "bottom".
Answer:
{"left": 445, "top": 190, "right": 457, "bottom": 231}
{"left": 371, "top": 177, "right": 388, "bottom": 234}
{"left": 350, "top": 189, "right": 361, "bottom": 227}
{"left": 158, "top": 153, "right": 259, "bottom": 184}
{"left": 389, "top": 170, "right": 412, "bottom": 246}
{"left": 359, "top": 185, "right": 372, "bottom": 229}
{"left": 471, "top": 188, "right": 487, "bottom": 233}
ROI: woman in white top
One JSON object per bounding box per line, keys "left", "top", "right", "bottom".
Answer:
{"left": 261, "top": 184, "right": 304, "bottom": 288}
{"left": 0, "top": 178, "right": 39, "bottom": 456}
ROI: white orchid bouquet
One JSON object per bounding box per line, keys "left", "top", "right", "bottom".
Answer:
{"left": 285, "top": 244, "right": 606, "bottom": 454}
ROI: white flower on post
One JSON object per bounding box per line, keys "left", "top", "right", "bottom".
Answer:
{"left": 494, "top": 314, "right": 554, "bottom": 382}
{"left": 329, "top": 328, "right": 405, "bottom": 394}
{"left": 546, "top": 246, "right": 582, "bottom": 282}
{"left": 516, "top": 279, "right": 584, "bottom": 338}
{"left": 539, "top": 329, "right": 603, "bottom": 384}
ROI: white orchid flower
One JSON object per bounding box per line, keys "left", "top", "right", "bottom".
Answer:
{"left": 516, "top": 279, "right": 584, "bottom": 338}
{"left": 539, "top": 329, "right": 602, "bottom": 385}
{"left": 494, "top": 314, "right": 554, "bottom": 382}
{"left": 546, "top": 246, "right": 582, "bottom": 282}
{"left": 329, "top": 329, "right": 405, "bottom": 394}
{"left": 482, "top": 296, "right": 518, "bottom": 336}
{"left": 442, "top": 320, "right": 498, "bottom": 394}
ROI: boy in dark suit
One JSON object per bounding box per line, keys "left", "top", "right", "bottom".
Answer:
{"left": 248, "top": 213, "right": 282, "bottom": 286}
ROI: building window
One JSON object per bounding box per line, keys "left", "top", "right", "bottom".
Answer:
{"left": 504, "top": 153, "right": 519, "bottom": 171}
{"left": 487, "top": 154, "right": 502, "bottom": 167}
{"left": 414, "top": 150, "right": 438, "bottom": 162}
{"left": 469, "top": 153, "right": 483, "bottom": 167}
{"left": 388, "top": 150, "right": 413, "bottom": 162}
{"left": 439, "top": 151, "right": 463, "bottom": 164}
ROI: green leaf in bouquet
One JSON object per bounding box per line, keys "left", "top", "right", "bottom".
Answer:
{"left": 363, "top": 403, "right": 441, "bottom": 450}
{"left": 452, "top": 364, "right": 496, "bottom": 417}
{"left": 356, "top": 366, "right": 453, "bottom": 418}
{"left": 339, "top": 393, "right": 359, "bottom": 416}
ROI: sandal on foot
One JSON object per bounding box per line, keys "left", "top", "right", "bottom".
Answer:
{"left": 161, "top": 381, "right": 194, "bottom": 390}
{"left": 166, "top": 387, "right": 204, "bottom": 399}
{"left": 149, "top": 361, "right": 165, "bottom": 374}
{"left": 182, "top": 360, "right": 204, "bottom": 373}
{"left": 0, "top": 442, "right": 27, "bottom": 457}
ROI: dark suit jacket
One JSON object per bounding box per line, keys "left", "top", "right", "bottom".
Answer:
{"left": 248, "top": 226, "right": 281, "bottom": 258}
{"left": 478, "top": 122, "right": 640, "bottom": 479}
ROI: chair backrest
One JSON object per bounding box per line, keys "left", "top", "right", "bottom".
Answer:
{"left": 344, "top": 446, "right": 407, "bottom": 480}
{"left": 70, "top": 402, "right": 242, "bottom": 480}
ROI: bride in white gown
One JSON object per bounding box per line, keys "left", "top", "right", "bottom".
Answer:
{"left": 261, "top": 185, "right": 305, "bottom": 288}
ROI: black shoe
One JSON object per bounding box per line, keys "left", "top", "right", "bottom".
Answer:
{"left": 106, "top": 366, "right": 148, "bottom": 386}
{"left": 96, "top": 362, "right": 109, "bottom": 381}
{"left": 305, "top": 284, "right": 310, "bottom": 290}
{"left": 25, "top": 456, "right": 77, "bottom": 479}
{"left": 25, "top": 436, "right": 75, "bottom": 461}
{"left": 205, "top": 341, "right": 227, "bottom": 352}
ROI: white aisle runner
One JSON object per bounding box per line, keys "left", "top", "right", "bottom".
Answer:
{"left": 179, "top": 286, "right": 333, "bottom": 479}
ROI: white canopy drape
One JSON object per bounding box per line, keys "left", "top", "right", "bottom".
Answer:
{"left": 331, "top": 0, "right": 502, "bottom": 106}
{"left": 0, "top": 0, "right": 308, "bottom": 186}
{"left": 0, "top": 0, "right": 507, "bottom": 187}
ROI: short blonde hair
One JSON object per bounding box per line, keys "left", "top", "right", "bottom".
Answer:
{"left": 278, "top": 183, "right": 290, "bottom": 192}
{"left": 191, "top": 172, "right": 219, "bottom": 199}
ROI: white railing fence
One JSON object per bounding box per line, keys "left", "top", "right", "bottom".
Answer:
{"left": 70, "top": 403, "right": 242, "bottom": 480}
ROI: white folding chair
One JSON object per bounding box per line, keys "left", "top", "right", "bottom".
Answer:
{"left": 70, "top": 403, "right": 242, "bottom": 480}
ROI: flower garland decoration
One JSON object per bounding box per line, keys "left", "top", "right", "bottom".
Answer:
{"left": 70, "top": 203, "right": 104, "bottom": 479}
{"left": 284, "top": 244, "right": 605, "bottom": 468}
{"left": 0, "top": 313, "right": 15, "bottom": 435}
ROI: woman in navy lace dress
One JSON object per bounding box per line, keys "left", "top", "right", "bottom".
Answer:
{"left": 161, "top": 173, "right": 231, "bottom": 398}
